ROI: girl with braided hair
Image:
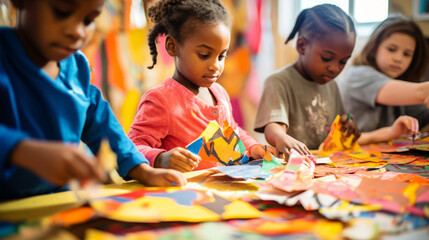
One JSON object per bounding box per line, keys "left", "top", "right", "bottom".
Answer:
{"left": 254, "top": 4, "right": 361, "bottom": 156}
{"left": 128, "top": 0, "right": 275, "bottom": 172}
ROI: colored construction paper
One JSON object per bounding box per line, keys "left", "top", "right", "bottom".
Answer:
{"left": 186, "top": 121, "right": 249, "bottom": 166}
{"left": 262, "top": 151, "right": 284, "bottom": 174}
{"left": 319, "top": 115, "right": 361, "bottom": 157}
{"left": 214, "top": 165, "right": 271, "bottom": 180}
{"left": 407, "top": 144, "right": 429, "bottom": 152}
{"left": 187, "top": 137, "right": 203, "bottom": 155}
{"left": 48, "top": 206, "right": 96, "bottom": 226}
{"left": 385, "top": 164, "right": 429, "bottom": 178}
{"left": 90, "top": 188, "right": 260, "bottom": 222}
{"left": 265, "top": 150, "right": 316, "bottom": 192}
{"left": 313, "top": 176, "right": 429, "bottom": 216}
{"left": 316, "top": 157, "right": 332, "bottom": 164}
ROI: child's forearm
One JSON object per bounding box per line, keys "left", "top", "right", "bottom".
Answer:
{"left": 264, "top": 122, "right": 287, "bottom": 147}
{"left": 358, "top": 127, "right": 393, "bottom": 145}
{"left": 416, "top": 82, "right": 429, "bottom": 104}
{"left": 378, "top": 81, "right": 429, "bottom": 105}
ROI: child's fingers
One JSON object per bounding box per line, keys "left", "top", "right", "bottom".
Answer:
{"left": 170, "top": 159, "right": 194, "bottom": 172}
{"left": 71, "top": 154, "right": 105, "bottom": 182}
{"left": 352, "top": 131, "right": 361, "bottom": 143}
{"left": 399, "top": 116, "right": 419, "bottom": 135}
{"left": 293, "top": 147, "right": 307, "bottom": 156}
{"left": 411, "top": 117, "right": 419, "bottom": 134}
{"left": 339, "top": 114, "right": 348, "bottom": 123}
{"left": 164, "top": 170, "right": 187, "bottom": 186}
{"left": 170, "top": 149, "right": 199, "bottom": 171}
{"left": 279, "top": 148, "right": 290, "bottom": 160}
{"left": 178, "top": 148, "right": 201, "bottom": 163}
{"left": 299, "top": 145, "right": 312, "bottom": 156}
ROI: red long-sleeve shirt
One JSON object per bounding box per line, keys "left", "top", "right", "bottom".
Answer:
{"left": 128, "top": 78, "right": 259, "bottom": 170}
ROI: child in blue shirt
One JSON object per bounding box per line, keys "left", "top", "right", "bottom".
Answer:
{"left": 0, "top": 0, "right": 185, "bottom": 200}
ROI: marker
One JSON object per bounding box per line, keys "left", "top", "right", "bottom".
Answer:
{"left": 412, "top": 134, "right": 415, "bottom": 146}
{"left": 347, "top": 114, "right": 351, "bottom": 121}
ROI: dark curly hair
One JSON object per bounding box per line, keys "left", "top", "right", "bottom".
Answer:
{"left": 285, "top": 4, "right": 355, "bottom": 44}
{"left": 146, "top": 0, "right": 231, "bottom": 69}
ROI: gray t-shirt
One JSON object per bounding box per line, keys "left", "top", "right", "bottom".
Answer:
{"left": 254, "top": 64, "right": 344, "bottom": 150}
{"left": 338, "top": 65, "right": 400, "bottom": 132}
{"left": 338, "top": 65, "right": 429, "bottom": 131}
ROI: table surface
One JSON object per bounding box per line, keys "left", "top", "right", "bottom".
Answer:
{"left": 2, "top": 139, "right": 429, "bottom": 240}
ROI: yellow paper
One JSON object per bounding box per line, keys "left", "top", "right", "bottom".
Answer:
{"left": 319, "top": 115, "right": 361, "bottom": 157}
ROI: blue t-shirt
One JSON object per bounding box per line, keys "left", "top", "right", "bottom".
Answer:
{"left": 0, "top": 27, "right": 149, "bottom": 200}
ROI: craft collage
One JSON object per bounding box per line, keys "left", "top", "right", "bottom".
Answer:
{"left": 1, "top": 119, "right": 429, "bottom": 239}
{"left": 1, "top": 0, "right": 429, "bottom": 239}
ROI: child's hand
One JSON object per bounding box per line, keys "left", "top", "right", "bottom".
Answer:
{"left": 128, "top": 163, "right": 187, "bottom": 187}
{"left": 274, "top": 134, "right": 311, "bottom": 159}
{"left": 248, "top": 144, "right": 277, "bottom": 160}
{"left": 389, "top": 115, "right": 419, "bottom": 139}
{"left": 11, "top": 140, "right": 106, "bottom": 186}
{"left": 339, "top": 114, "right": 361, "bottom": 143}
{"left": 155, "top": 147, "right": 201, "bottom": 172}
{"left": 424, "top": 95, "right": 429, "bottom": 108}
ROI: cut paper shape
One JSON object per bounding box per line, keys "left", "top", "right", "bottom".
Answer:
{"left": 48, "top": 206, "right": 96, "bottom": 226}
{"left": 187, "top": 137, "right": 203, "bottom": 155}
{"left": 319, "top": 115, "right": 361, "bottom": 157}
{"left": 326, "top": 152, "right": 391, "bottom": 169}
{"left": 357, "top": 211, "right": 429, "bottom": 233}
{"left": 286, "top": 150, "right": 316, "bottom": 182}
{"left": 385, "top": 164, "right": 429, "bottom": 178}
{"left": 316, "top": 157, "right": 332, "bottom": 164}
{"left": 262, "top": 151, "right": 284, "bottom": 174}
{"left": 265, "top": 150, "right": 316, "bottom": 192}
{"left": 214, "top": 165, "right": 271, "bottom": 180}
{"left": 407, "top": 144, "right": 429, "bottom": 152}
{"left": 70, "top": 139, "right": 124, "bottom": 203}
{"left": 90, "top": 188, "right": 260, "bottom": 222}
{"left": 186, "top": 121, "right": 249, "bottom": 166}
{"left": 319, "top": 199, "right": 381, "bottom": 222}
{"left": 86, "top": 221, "right": 288, "bottom": 240}
{"left": 314, "top": 165, "right": 367, "bottom": 178}
{"left": 342, "top": 219, "right": 379, "bottom": 240}
{"left": 312, "top": 176, "right": 429, "bottom": 216}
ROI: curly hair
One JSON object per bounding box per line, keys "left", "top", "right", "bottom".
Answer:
{"left": 353, "top": 15, "right": 428, "bottom": 82}
{"left": 146, "top": 0, "right": 230, "bottom": 69}
{"left": 285, "top": 4, "right": 355, "bottom": 44}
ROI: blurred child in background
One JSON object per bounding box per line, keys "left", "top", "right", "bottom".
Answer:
{"left": 338, "top": 15, "right": 426, "bottom": 143}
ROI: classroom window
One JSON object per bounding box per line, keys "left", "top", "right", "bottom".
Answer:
{"left": 278, "top": 0, "right": 389, "bottom": 37}
{"left": 352, "top": 0, "right": 389, "bottom": 23}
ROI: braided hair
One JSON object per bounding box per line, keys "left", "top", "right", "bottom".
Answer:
{"left": 285, "top": 4, "right": 355, "bottom": 44}
{"left": 146, "top": 0, "right": 230, "bottom": 69}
